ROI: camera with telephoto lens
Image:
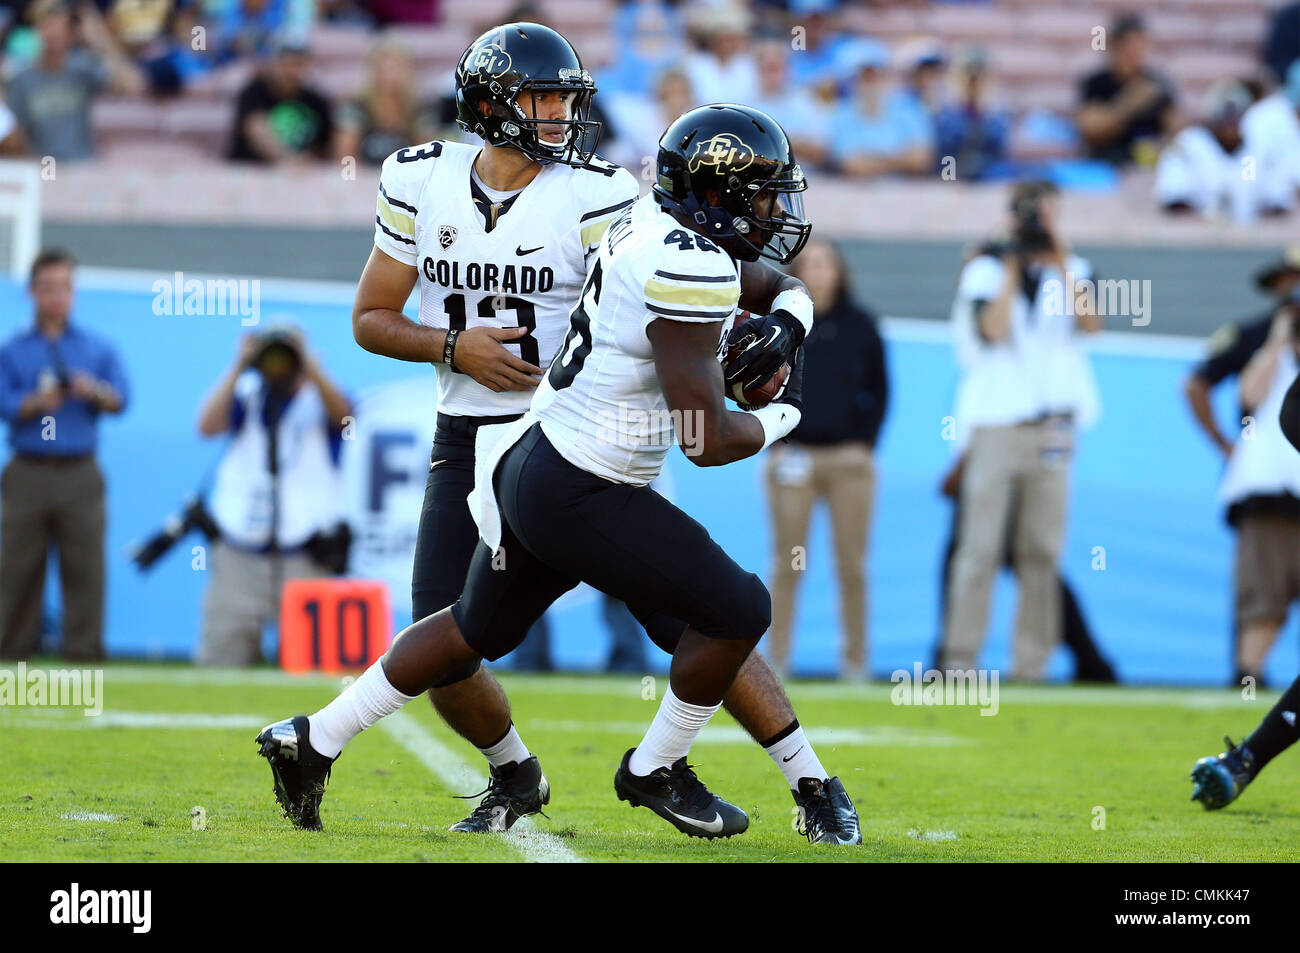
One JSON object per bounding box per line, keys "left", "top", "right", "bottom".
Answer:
{"left": 129, "top": 495, "right": 221, "bottom": 571}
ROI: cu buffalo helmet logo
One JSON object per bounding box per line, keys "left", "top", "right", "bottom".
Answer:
{"left": 438, "top": 225, "right": 458, "bottom": 249}
{"left": 687, "top": 133, "right": 755, "bottom": 174}
{"left": 468, "top": 44, "right": 512, "bottom": 79}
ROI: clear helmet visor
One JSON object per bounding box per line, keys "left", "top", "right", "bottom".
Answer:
{"left": 752, "top": 184, "right": 811, "bottom": 263}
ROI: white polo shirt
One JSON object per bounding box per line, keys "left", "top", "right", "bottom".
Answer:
{"left": 950, "top": 252, "right": 1101, "bottom": 443}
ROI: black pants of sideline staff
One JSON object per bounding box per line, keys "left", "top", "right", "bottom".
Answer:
{"left": 0, "top": 454, "right": 106, "bottom": 661}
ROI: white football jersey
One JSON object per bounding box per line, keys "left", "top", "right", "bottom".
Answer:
{"left": 532, "top": 192, "right": 742, "bottom": 485}
{"left": 373, "top": 139, "right": 639, "bottom": 417}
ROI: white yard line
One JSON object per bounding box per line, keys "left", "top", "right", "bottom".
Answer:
{"left": 500, "top": 675, "right": 1270, "bottom": 711}
{"left": 6, "top": 710, "right": 265, "bottom": 729}
{"left": 379, "top": 711, "right": 582, "bottom": 864}
{"left": 74, "top": 667, "right": 1274, "bottom": 711}
{"left": 525, "top": 719, "right": 969, "bottom": 747}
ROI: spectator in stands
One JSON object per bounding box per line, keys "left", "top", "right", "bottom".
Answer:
{"left": 784, "top": 0, "right": 848, "bottom": 96}
{"left": 195, "top": 326, "right": 352, "bottom": 666}
{"left": 99, "top": 0, "right": 190, "bottom": 94}
{"left": 1156, "top": 79, "right": 1255, "bottom": 221}
{"left": 895, "top": 37, "right": 948, "bottom": 120}
{"left": 1264, "top": 1, "right": 1300, "bottom": 86}
{"left": 105, "top": 0, "right": 215, "bottom": 96}
{"left": 829, "top": 38, "right": 934, "bottom": 179}
{"left": 1076, "top": 12, "right": 1178, "bottom": 167}
{"left": 333, "top": 36, "right": 434, "bottom": 167}
{"left": 750, "top": 38, "right": 830, "bottom": 168}
{"left": 940, "top": 181, "right": 1101, "bottom": 680}
{"left": 934, "top": 46, "right": 1012, "bottom": 181}
{"left": 764, "top": 238, "right": 888, "bottom": 680}
{"left": 1240, "top": 61, "right": 1300, "bottom": 216}
{"left": 228, "top": 35, "right": 333, "bottom": 164}
{"left": 0, "top": 249, "right": 129, "bottom": 662}
{"left": 213, "top": 0, "right": 313, "bottom": 65}
{"left": 7, "top": 0, "right": 145, "bottom": 160}
{"left": 1221, "top": 275, "right": 1300, "bottom": 688}
{"left": 603, "top": 0, "right": 685, "bottom": 95}
{"left": 605, "top": 65, "right": 694, "bottom": 178}
{"left": 682, "top": 3, "right": 757, "bottom": 108}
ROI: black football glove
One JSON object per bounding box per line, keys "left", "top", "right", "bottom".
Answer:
{"left": 724, "top": 309, "right": 806, "bottom": 395}
{"left": 774, "top": 344, "right": 804, "bottom": 413}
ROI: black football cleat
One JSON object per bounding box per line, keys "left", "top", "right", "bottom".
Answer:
{"left": 793, "top": 777, "right": 862, "bottom": 845}
{"left": 255, "top": 716, "right": 335, "bottom": 831}
{"left": 1191, "top": 736, "right": 1257, "bottom": 810}
{"left": 449, "top": 756, "right": 551, "bottom": 833}
{"left": 613, "top": 748, "right": 748, "bottom": 839}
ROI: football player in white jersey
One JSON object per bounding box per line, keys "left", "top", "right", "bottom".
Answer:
{"left": 256, "top": 26, "right": 859, "bottom": 844}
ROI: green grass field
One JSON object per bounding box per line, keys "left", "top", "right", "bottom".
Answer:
{"left": 2, "top": 664, "right": 1298, "bottom": 862}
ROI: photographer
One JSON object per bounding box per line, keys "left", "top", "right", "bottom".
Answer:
{"left": 0, "top": 248, "right": 128, "bottom": 661}
{"left": 940, "top": 181, "right": 1101, "bottom": 680}
{"left": 1218, "top": 275, "right": 1300, "bottom": 687}
{"left": 195, "top": 326, "right": 352, "bottom": 666}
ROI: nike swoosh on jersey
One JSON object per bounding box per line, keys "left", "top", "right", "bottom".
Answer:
{"left": 429, "top": 459, "right": 446, "bottom": 472}
{"left": 516, "top": 245, "right": 544, "bottom": 256}
{"left": 666, "top": 808, "right": 725, "bottom": 833}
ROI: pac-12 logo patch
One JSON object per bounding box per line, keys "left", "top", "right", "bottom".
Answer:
{"left": 438, "top": 225, "right": 458, "bottom": 249}
{"left": 468, "top": 44, "right": 512, "bottom": 79}
{"left": 687, "top": 133, "right": 755, "bottom": 174}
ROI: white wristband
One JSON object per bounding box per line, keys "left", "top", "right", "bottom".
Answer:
{"left": 750, "top": 402, "right": 802, "bottom": 450}
{"left": 771, "top": 288, "right": 814, "bottom": 338}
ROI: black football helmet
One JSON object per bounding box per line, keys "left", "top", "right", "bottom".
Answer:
{"left": 454, "top": 22, "right": 601, "bottom": 168}
{"left": 653, "top": 103, "right": 811, "bottom": 264}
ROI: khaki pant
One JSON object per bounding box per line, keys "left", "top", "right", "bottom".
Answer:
{"left": 764, "top": 441, "right": 875, "bottom": 677}
{"left": 198, "top": 540, "right": 328, "bottom": 666}
{"left": 943, "top": 420, "right": 1072, "bottom": 679}
{"left": 0, "top": 455, "right": 105, "bottom": 661}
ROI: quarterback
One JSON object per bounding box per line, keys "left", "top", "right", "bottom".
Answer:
{"left": 256, "top": 24, "right": 858, "bottom": 845}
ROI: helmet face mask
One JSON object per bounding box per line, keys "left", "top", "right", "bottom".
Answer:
{"left": 735, "top": 174, "right": 810, "bottom": 264}
{"left": 455, "top": 23, "right": 602, "bottom": 168}
{"left": 654, "top": 104, "right": 812, "bottom": 265}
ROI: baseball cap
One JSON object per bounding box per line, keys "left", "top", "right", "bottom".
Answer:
{"left": 1203, "top": 79, "right": 1252, "bottom": 121}
{"left": 1255, "top": 244, "right": 1300, "bottom": 290}
{"left": 836, "top": 37, "right": 890, "bottom": 79}
{"left": 896, "top": 36, "right": 946, "bottom": 72}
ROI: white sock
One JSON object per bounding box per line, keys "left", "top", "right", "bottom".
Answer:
{"left": 308, "top": 661, "right": 418, "bottom": 759}
{"left": 628, "top": 685, "right": 720, "bottom": 776}
{"left": 478, "top": 723, "right": 531, "bottom": 768}
{"left": 763, "top": 722, "right": 827, "bottom": 790}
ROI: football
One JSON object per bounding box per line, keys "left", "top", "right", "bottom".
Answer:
{"left": 721, "top": 310, "right": 790, "bottom": 408}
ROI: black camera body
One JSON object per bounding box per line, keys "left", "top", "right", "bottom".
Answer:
{"left": 129, "top": 496, "right": 221, "bottom": 571}
{"left": 1010, "top": 190, "right": 1054, "bottom": 255}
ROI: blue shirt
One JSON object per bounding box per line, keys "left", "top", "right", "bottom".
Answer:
{"left": 0, "top": 324, "right": 130, "bottom": 456}
{"left": 830, "top": 89, "right": 934, "bottom": 163}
